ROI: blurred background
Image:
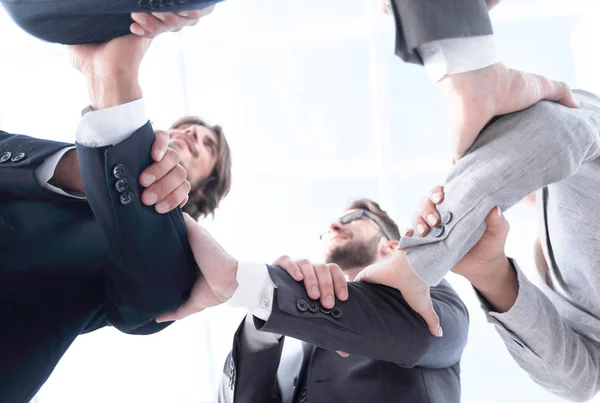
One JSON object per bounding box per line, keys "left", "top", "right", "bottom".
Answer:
{"left": 1, "top": 0, "right": 599, "bottom": 401}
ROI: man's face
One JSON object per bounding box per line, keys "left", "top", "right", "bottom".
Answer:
{"left": 323, "top": 209, "right": 384, "bottom": 270}
{"left": 167, "top": 123, "right": 219, "bottom": 187}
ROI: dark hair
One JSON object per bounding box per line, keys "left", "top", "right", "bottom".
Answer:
{"left": 346, "top": 199, "right": 401, "bottom": 241}
{"left": 169, "top": 116, "right": 232, "bottom": 219}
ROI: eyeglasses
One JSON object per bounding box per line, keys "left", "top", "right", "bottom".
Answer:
{"left": 320, "top": 209, "right": 395, "bottom": 240}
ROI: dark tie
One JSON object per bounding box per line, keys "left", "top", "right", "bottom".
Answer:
{"left": 293, "top": 374, "right": 308, "bottom": 403}
{"left": 293, "top": 343, "right": 313, "bottom": 403}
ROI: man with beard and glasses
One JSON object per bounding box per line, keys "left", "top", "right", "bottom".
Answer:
{"left": 211, "top": 199, "right": 469, "bottom": 403}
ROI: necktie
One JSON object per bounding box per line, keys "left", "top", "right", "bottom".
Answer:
{"left": 293, "top": 374, "right": 308, "bottom": 403}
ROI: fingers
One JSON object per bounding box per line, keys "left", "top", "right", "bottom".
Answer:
{"left": 140, "top": 146, "right": 180, "bottom": 188}
{"left": 156, "top": 299, "right": 201, "bottom": 322}
{"left": 140, "top": 148, "right": 189, "bottom": 212}
{"left": 329, "top": 263, "right": 349, "bottom": 302}
{"left": 155, "top": 178, "right": 191, "bottom": 214}
{"left": 336, "top": 351, "right": 350, "bottom": 358}
{"left": 484, "top": 206, "right": 510, "bottom": 238}
{"left": 429, "top": 185, "right": 444, "bottom": 204}
{"left": 416, "top": 294, "right": 443, "bottom": 337}
{"left": 411, "top": 212, "right": 429, "bottom": 237}
{"left": 313, "top": 263, "right": 335, "bottom": 309}
{"left": 401, "top": 228, "right": 414, "bottom": 237}
{"left": 290, "top": 260, "right": 348, "bottom": 308}
{"left": 130, "top": 6, "right": 214, "bottom": 38}
{"left": 296, "top": 259, "right": 321, "bottom": 301}
{"left": 419, "top": 197, "right": 440, "bottom": 227}
{"left": 151, "top": 130, "right": 170, "bottom": 162}
{"left": 273, "top": 255, "right": 304, "bottom": 282}
{"left": 536, "top": 75, "right": 579, "bottom": 109}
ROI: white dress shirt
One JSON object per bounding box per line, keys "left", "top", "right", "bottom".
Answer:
{"left": 418, "top": 36, "right": 500, "bottom": 82}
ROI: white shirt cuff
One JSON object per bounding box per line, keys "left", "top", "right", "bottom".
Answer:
{"left": 240, "top": 314, "right": 282, "bottom": 352}
{"left": 227, "top": 261, "right": 275, "bottom": 322}
{"left": 418, "top": 35, "right": 500, "bottom": 82}
{"left": 76, "top": 99, "right": 148, "bottom": 147}
{"left": 34, "top": 146, "right": 85, "bottom": 199}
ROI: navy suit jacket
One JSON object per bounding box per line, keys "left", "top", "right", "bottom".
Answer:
{"left": 1, "top": 0, "right": 222, "bottom": 44}
{"left": 0, "top": 124, "right": 197, "bottom": 402}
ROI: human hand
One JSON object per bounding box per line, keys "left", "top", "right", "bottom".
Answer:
{"left": 355, "top": 251, "right": 442, "bottom": 337}
{"left": 437, "top": 62, "right": 579, "bottom": 162}
{"left": 410, "top": 185, "right": 509, "bottom": 278}
{"left": 68, "top": 34, "right": 151, "bottom": 80}
{"left": 156, "top": 213, "right": 239, "bottom": 322}
{"left": 130, "top": 6, "right": 215, "bottom": 38}
{"left": 272, "top": 256, "right": 349, "bottom": 309}
{"left": 139, "top": 130, "right": 191, "bottom": 213}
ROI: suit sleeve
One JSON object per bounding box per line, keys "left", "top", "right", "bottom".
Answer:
{"left": 256, "top": 266, "right": 469, "bottom": 368}
{"left": 399, "top": 89, "right": 600, "bottom": 286}
{"left": 0, "top": 130, "right": 73, "bottom": 201}
{"left": 391, "top": 0, "right": 493, "bottom": 64}
{"left": 76, "top": 122, "right": 197, "bottom": 333}
{"left": 481, "top": 259, "right": 600, "bottom": 402}
{"left": 219, "top": 318, "right": 283, "bottom": 403}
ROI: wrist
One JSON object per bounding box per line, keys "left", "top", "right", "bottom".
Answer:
{"left": 49, "top": 149, "right": 84, "bottom": 194}
{"left": 86, "top": 71, "right": 142, "bottom": 110}
{"left": 471, "top": 257, "right": 519, "bottom": 313}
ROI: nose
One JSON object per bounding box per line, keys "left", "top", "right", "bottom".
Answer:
{"left": 328, "top": 221, "right": 344, "bottom": 233}
{"left": 184, "top": 126, "right": 199, "bottom": 143}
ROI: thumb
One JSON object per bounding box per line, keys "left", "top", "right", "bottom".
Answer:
{"left": 414, "top": 293, "right": 443, "bottom": 337}
{"left": 484, "top": 206, "right": 509, "bottom": 237}
{"left": 156, "top": 299, "right": 204, "bottom": 323}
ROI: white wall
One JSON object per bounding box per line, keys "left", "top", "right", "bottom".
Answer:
{"left": 2, "top": 1, "right": 599, "bottom": 402}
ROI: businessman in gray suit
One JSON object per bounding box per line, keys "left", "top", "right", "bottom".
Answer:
{"left": 213, "top": 199, "right": 468, "bottom": 403}
{"left": 358, "top": 89, "right": 600, "bottom": 402}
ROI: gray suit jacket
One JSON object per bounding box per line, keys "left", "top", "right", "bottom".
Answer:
{"left": 390, "top": 0, "right": 493, "bottom": 64}
{"left": 218, "top": 266, "right": 469, "bottom": 403}
{"left": 399, "top": 90, "right": 600, "bottom": 401}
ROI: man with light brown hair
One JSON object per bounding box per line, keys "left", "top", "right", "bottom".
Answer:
{"left": 167, "top": 116, "right": 232, "bottom": 219}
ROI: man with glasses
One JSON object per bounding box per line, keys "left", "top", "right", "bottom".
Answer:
{"left": 209, "top": 199, "right": 469, "bottom": 403}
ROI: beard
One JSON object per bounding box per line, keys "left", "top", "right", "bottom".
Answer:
{"left": 324, "top": 234, "right": 380, "bottom": 270}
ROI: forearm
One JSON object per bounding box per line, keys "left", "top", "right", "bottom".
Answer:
{"left": 86, "top": 71, "right": 142, "bottom": 111}
{"left": 258, "top": 267, "right": 468, "bottom": 368}
{"left": 401, "top": 90, "right": 600, "bottom": 285}
{"left": 0, "top": 131, "right": 74, "bottom": 200}
{"left": 469, "top": 257, "right": 519, "bottom": 313}
{"left": 480, "top": 260, "right": 600, "bottom": 401}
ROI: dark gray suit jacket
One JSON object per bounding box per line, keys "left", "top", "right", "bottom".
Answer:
{"left": 390, "top": 0, "right": 493, "bottom": 64}
{"left": 219, "top": 267, "right": 469, "bottom": 403}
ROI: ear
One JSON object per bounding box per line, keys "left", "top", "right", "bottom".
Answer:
{"left": 380, "top": 239, "right": 399, "bottom": 257}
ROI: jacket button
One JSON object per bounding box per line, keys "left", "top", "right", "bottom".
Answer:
{"left": 115, "top": 178, "right": 129, "bottom": 193}
{"left": 308, "top": 302, "right": 319, "bottom": 313}
{"left": 120, "top": 192, "right": 134, "bottom": 205}
{"left": 11, "top": 152, "right": 25, "bottom": 162}
{"left": 175, "top": 0, "right": 187, "bottom": 4}
{"left": 331, "top": 307, "right": 343, "bottom": 319}
{"left": 0, "top": 152, "right": 11, "bottom": 163}
{"left": 296, "top": 299, "right": 309, "bottom": 312}
{"left": 113, "top": 164, "right": 125, "bottom": 179}
{"left": 137, "top": 0, "right": 150, "bottom": 9}
{"left": 441, "top": 211, "right": 453, "bottom": 225}
{"left": 320, "top": 307, "right": 331, "bottom": 315}
{"left": 432, "top": 226, "right": 445, "bottom": 238}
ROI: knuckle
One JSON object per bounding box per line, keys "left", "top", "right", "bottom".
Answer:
{"left": 296, "top": 258, "right": 311, "bottom": 267}
{"left": 165, "top": 148, "right": 181, "bottom": 164}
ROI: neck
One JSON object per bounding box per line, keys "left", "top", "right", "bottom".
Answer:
{"left": 343, "top": 267, "right": 364, "bottom": 282}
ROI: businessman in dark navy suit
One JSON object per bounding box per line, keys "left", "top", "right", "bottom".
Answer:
{"left": 0, "top": 20, "right": 231, "bottom": 402}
